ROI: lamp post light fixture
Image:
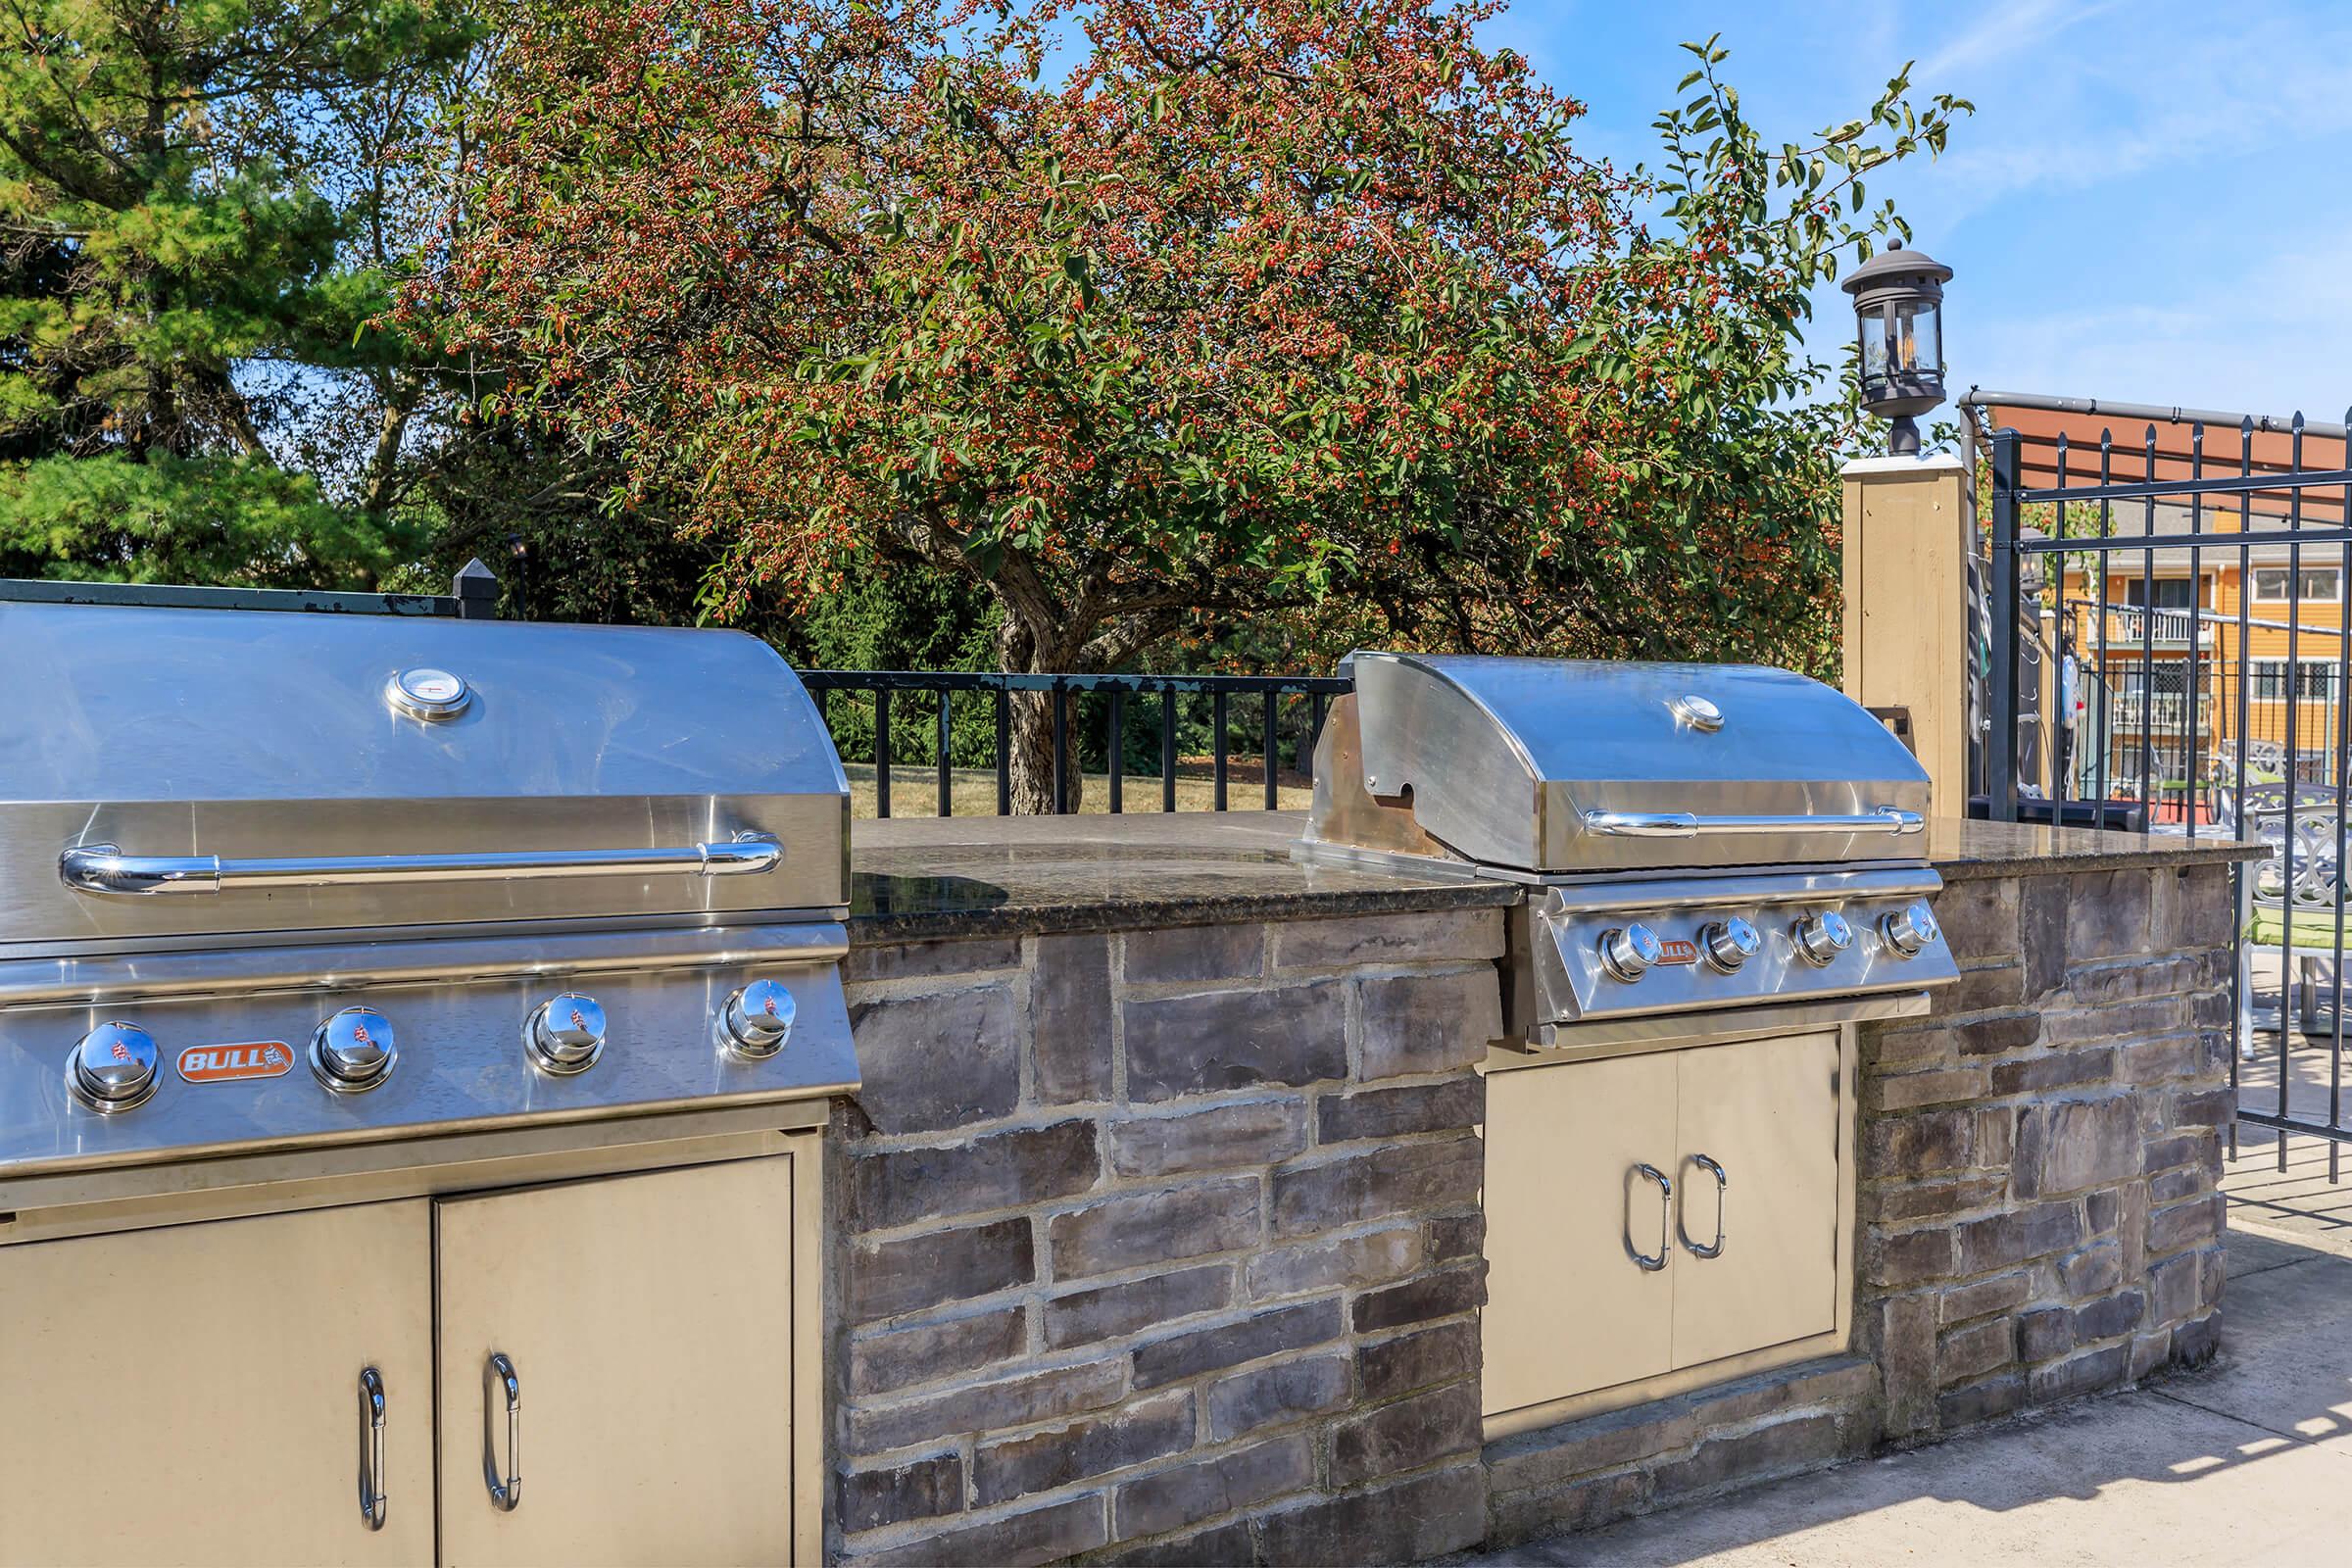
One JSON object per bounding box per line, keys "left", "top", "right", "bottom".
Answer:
{"left": 1840, "top": 248, "right": 1952, "bottom": 457}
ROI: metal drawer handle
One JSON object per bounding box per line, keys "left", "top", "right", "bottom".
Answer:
{"left": 60, "top": 835, "right": 781, "bottom": 897}
{"left": 1630, "top": 1162, "right": 1672, "bottom": 1271}
{"left": 358, "top": 1367, "right": 388, "bottom": 1532}
{"left": 1584, "top": 808, "right": 1924, "bottom": 840}
{"left": 1683, "top": 1153, "right": 1728, "bottom": 1259}
{"left": 484, "top": 1352, "right": 521, "bottom": 1512}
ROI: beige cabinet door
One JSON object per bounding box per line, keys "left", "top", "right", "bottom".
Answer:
{"left": 1480, "top": 1053, "right": 1679, "bottom": 1417}
{"left": 435, "top": 1156, "right": 797, "bottom": 1567}
{"left": 1670, "top": 1030, "right": 1841, "bottom": 1369}
{"left": 0, "top": 1201, "right": 434, "bottom": 1568}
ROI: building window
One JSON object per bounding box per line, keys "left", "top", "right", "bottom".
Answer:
{"left": 2116, "top": 576, "right": 2196, "bottom": 610}
{"left": 2250, "top": 660, "right": 2337, "bottom": 700}
{"left": 2252, "top": 566, "right": 2341, "bottom": 603}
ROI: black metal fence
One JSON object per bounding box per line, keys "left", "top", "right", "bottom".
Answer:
{"left": 800, "top": 670, "right": 1351, "bottom": 817}
{"left": 1984, "top": 408, "right": 2352, "bottom": 1172}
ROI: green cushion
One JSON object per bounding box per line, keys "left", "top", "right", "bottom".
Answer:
{"left": 2246, "top": 906, "right": 2352, "bottom": 949}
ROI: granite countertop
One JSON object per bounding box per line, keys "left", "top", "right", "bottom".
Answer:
{"left": 846, "top": 810, "right": 2264, "bottom": 940}
{"left": 849, "top": 810, "right": 1516, "bottom": 941}
{"left": 1919, "top": 817, "right": 2266, "bottom": 881}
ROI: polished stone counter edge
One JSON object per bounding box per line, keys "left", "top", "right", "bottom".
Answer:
{"left": 1920, "top": 817, "right": 2266, "bottom": 882}
{"left": 842, "top": 811, "right": 2262, "bottom": 943}
{"left": 849, "top": 878, "right": 1522, "bottom": 943}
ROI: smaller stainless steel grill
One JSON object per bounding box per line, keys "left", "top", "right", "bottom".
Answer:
{"left": 1304, "top": 652, "right": 1962, "bottom": 1440}
{"left": 1300, "top": 652, "right": 1958, "bottom": 1042}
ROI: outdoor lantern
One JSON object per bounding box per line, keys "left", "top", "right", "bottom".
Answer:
{"left": 1840, "top": 248, "right": 1953, "bottom": 457}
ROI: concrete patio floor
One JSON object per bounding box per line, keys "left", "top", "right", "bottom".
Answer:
{"left": 1464, "top": 1148, "right": 2352, "bottom": 1567}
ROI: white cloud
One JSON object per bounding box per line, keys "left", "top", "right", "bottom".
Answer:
{"left": 1914, "top": 5, "right": 2352, "bottom": 222}
{"left": 1920, "top": 0, "right": 2116, "bottom": 79}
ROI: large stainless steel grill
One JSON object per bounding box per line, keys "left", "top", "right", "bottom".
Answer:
{"left": 1301, "top": 652, "right": 1958, "bottom": 1440}
{"left": 1302, "top": 652, "right": 1959, "bottom": 1041}
{"left": 0, "top": 601, "right": 851, "bottom": 1564}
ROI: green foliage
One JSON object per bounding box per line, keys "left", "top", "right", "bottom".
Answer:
{"left": 435, "top": 3, "right": 1968, "bottom": 700}
{"left": 0, "top": 453, "right": 416, "bottom": 583}
{"left": 763, "top": 564, "right": 1004, "bottom": 768}
{"left": 0, "top": 0, "right": 478, "bottom": 581}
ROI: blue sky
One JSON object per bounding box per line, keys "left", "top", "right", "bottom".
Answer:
{"left": 1481, "top": 0, "right": 2352, "bottom": 421}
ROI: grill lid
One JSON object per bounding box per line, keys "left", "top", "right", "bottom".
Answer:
{"left": 0, "top": 604, "right": 849, "bottom": 948}
{"left": 1310, "top": 653, "right": 1931, "bottom": 873}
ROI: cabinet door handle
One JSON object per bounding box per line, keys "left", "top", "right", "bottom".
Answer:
{"left": 484, "top": 1352, "right": 521, "bottom": 1511}
{"left": 1630, "top": 1162, "right": 1673, "bottom": 1271}
{"left": 358, "top": 1367, "right": 388, "bottom": 1532}
{"left": 1683, "top": 1153, "right": 1728, "bottom": 1259}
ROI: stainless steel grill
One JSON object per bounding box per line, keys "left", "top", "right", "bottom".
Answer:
{"left": 1301, "top": 652, "right": 1961, "bottom": 1439}
{"left": 1301, "top": 651, "right": 1959, "bottom": 1043}
{"left": 0, "top": 602, "right": 849, "bottom": 1563}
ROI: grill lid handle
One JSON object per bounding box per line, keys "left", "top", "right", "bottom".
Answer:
{"left": 59, "top": 835, "right": 782, "bottom": 897}
{"left": 1582, "top": 808, "right": 1925, "bottom": 840}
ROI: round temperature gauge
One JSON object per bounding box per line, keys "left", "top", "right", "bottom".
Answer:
{"left": 386, "top": 666, "right": 472, "bottom": 722}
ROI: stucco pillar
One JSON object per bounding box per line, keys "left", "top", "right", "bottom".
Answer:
{"left": 1840, "top": 452, "right": 1973, "bottom": 813}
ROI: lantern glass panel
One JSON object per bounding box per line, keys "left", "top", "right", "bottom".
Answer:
{"left": 1892, "top": 299, "right": 1942, "bottom": 379}
{"left": 1859, "top": 307, "right": 1892, "bottom": 400}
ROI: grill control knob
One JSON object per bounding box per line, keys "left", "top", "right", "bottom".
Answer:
{"left": 526, "top": 993, "right": 607, "bottom": 1075}
{"left": 723, "top": 980, "right": 797, "bottom": 1058}
{"left": 68, "top": 1020, "right": 160, "bottom": 1112}
{"left": 1793, "top": 910, "right": 1855, "bottom": 967}
{"left": 1881, "top": 902, "right": 1941, "bottom": 958}
{"left": 1597, "top": 924, "right": 1665, "bottom": 983}
{"left": 1699, "top": 917, "right": 1763, "bottom": 974}
{"left": 311, "top": 1007, "right": 397, "bottom": 1094}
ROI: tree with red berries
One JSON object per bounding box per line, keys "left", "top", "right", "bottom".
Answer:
{"left": 424, "top": 3, "right": 1965, "bottom": 808}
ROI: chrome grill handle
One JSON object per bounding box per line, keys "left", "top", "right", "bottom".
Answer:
{"left": 1682, "top": 1153, "right": 1728, "bottom": 1259}
{"left": 60, "top": 835, "right": 781, "bottom": 897}
{"left": 484, "top": 1352, "right": 521, "bottom": 1512}
{"left": 1583, "top": 808, "right": 1925, "bottom": 840}
{"left": 358, "top": 1367, "right": 388, "bottom": 1532}
{"left": 1630, "top": 1163, "right": 1673, "bottom": 1271}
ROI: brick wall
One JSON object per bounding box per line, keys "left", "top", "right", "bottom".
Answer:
{"left": 831, "top": 908, "right": 1505, "bottom": 1566}
{"left": 1484, "top": 857, "right": 2237, "bottom": 1548}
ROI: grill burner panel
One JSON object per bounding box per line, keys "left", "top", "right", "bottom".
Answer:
{"left": 1521, "top": 870, "right": 1955, "bottom": 1038}
{"left": 0, "top": 927, "right": 854, "bottom": 1188}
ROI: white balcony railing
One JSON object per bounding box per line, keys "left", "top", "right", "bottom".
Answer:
{"left": 2097, "top": 605, "right": 2213, "bottom": 649}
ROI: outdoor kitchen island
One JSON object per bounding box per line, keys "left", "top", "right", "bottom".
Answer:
{"left": 833, "top": 810, "right": 2258, "bottom": 1566}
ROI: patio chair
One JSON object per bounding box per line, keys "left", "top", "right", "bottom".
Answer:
{"left": 2218, "top": 782, "right": 2352, "bottom": 1045}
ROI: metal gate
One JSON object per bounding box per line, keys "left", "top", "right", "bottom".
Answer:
{"left": 1979, "top": 398, "right": 2352, "bottom": 1173}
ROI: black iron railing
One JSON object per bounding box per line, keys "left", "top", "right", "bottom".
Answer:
{"left": 799, "top": 670, "right": 1351, "bottom": 817}
{"left": 1975, "top": 392, "right": 2352, "bottom": 1173}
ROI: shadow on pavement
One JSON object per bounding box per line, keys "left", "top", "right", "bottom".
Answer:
{"left": 1463, "top": 1222, "right": 2352, "bottom": 1568}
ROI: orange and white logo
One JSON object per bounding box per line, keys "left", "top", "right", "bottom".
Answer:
{"left": 176, "top": 1042, "right": 294, "bottom": 1084}
{"left": 1655, "top": 939, "right": 1700, "bottom": 966}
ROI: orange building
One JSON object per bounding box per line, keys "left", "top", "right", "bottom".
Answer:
{"left": 1980, "top": 401, "right": 2352, "bottom": 802}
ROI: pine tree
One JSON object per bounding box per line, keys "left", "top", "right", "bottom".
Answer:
{"left": 0, "top": 0, "right": 475, "bottom": 584}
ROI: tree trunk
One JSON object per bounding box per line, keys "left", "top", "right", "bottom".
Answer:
{"left": 998, "top": 613, "right": 1088, "bottom": 814}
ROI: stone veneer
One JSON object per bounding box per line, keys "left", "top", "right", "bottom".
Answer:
{"left": 831, "top": 847, "right": 2241, "bottom": 1563}
{"left": 830, "top": 909, "right": 1505, "bottom": 1566}
{"left": 1483, "top": 857, "right": 2235, "bottom": 1545}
